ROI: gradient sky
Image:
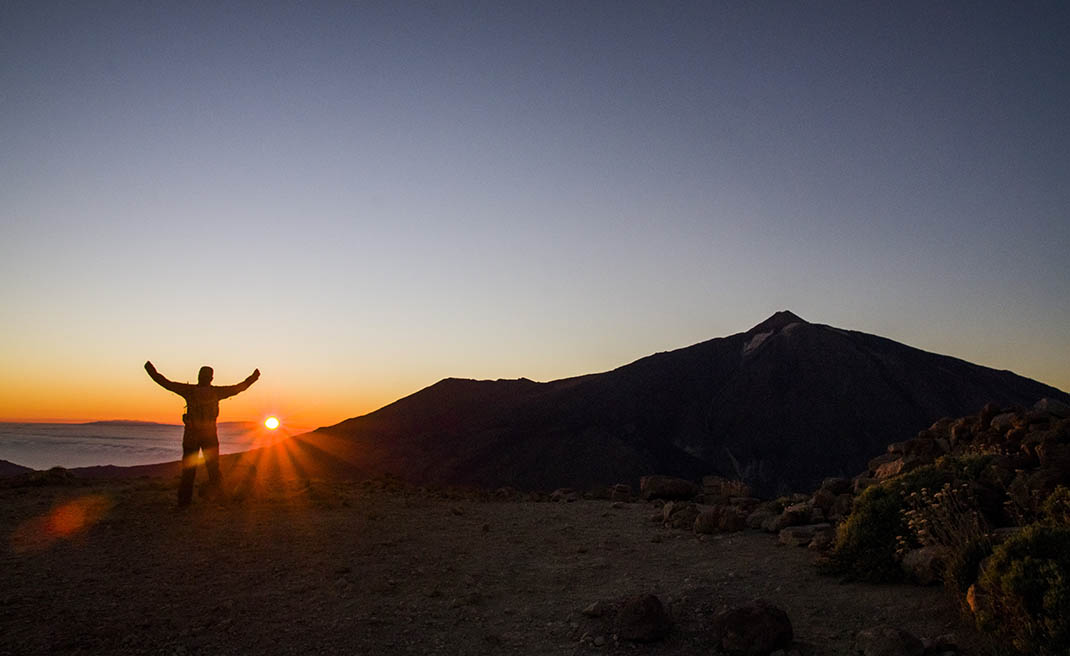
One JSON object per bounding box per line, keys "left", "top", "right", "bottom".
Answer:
{"left": 2, "top": 2, "right": 1068, "bottom": 427}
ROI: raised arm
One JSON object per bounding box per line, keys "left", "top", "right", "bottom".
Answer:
{"left": 144, "top": 361, "right": 189, "bottom": 395}
{"left": 215, "top": 368, "right": 260, "bottom": 400}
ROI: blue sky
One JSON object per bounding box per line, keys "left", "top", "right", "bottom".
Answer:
{"left": 2, "top": 2, "right": 1068, "bottom": 424}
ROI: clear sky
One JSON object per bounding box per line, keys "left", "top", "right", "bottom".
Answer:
{"left": 2, "top": 2, "right": 1068, "bottom": 426}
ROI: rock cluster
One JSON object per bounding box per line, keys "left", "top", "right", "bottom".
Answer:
{"left": 765, "top": 398, "right": 1070, "bottom": 554}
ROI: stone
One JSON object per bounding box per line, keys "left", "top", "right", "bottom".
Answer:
{"left": 582, "top": 600, "right": 611, "bottom": 618}
{"left": 774, "top": 503, "right": 812, "bottom": 530}
{"left": 901, "top": 546, "right": 949, "bottom": 585}
{"left": 639, "top": 475, "right": 698, "bottom": 500}
{"left": 609, "top": 483, "right": 633, "bottom": 502}
{"left": 853, "top": 476, "right": 876, "bottom": 494}
{"left": 719, "top": 508, "right": 747, "bottom": 532}
{"left": 778, "top": 523, "right": 833, "bottom": 547}
{"left": 550, "top": 488, "right": 578, "bottom": 503}
{"left": 666, "top": 503, "right": 700, "bottom": 529}
{"left": 853, "top": 626, "right": 924, "bottom": 656}
{"left": 820, "top": 477, "right": 852, "bottom": 495}
{"left": 702, "top": 475, "right": 751, "bottom": 498}
{"left": 990, "top": 412, "right": 1018, "bottom": 433}
{"left": 867, "top": 452, "right": 900, "bottom": 473}
{"left": 1035, "top": 397, "right": 1070, "bottom": 418}
{"left": 694, "top": 508, "right": 722, "bottom": 534}
{"left": 811, "top": 488, "right": 837, "bottom": 512}
{"left": 875, "top": 457, "right": 922, "bottom": 481}
{"left": 1037, "top": 442, "right": 1070, "bottom": 469}
{"left": 746, "top": 509, "right": 778, "bottom": 530}
{"left": 615, "top": 594, "right": 671, "bottom": 642}
{"left": 710, "top": 599, "right": 793, "bottom": 655}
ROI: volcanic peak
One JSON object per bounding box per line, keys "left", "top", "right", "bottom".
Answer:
{"left": 746, "top": 310, "right": 807, "bottom": 335}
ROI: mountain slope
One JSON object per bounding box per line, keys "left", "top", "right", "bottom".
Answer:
{"left": 300, "top": 311, "right": 1068, "bottom": 495}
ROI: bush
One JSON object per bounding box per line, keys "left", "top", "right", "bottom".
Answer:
{"left": 1040, "top": 486, "right": 1070, "bottom": 526}
{"left": 945, "top": 537, "right": 992, "bottom": 597}
{"left": 974, "top": 524, "right": 1070, "bottom": 654}
{"left": 822, "top": 485, "right": 906, "bottom": 582}
{"left": 889, "top": 464, "right": 955, "bottom": 497}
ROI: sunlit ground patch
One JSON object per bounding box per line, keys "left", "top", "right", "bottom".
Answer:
{"left": 11, "top": 494, "right": 113, "bottom": 553}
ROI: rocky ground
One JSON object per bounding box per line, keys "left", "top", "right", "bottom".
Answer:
{"left": 1, "top": 477, "right": 991, "bottom": 656}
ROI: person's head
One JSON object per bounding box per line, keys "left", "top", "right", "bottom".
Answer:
{"left": 198, "top": 366, "right": 214, "bottom": 385}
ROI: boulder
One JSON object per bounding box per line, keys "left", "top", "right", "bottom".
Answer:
{"left": 875, "top": 457, "right": 920, "bottom": 481}
{"left": 772, "top": 503, "right": 813, "bottom": 530}
{"left": 695, "top": 506, "right": 747, "bottom": 534}
{"left": 1036, "top": 397, "right": 1070, "bottom": 419}
{"left": 710, "top": 599, "right": 793, "bottom": 655}
{"left": 831, "top": 493, "right": 854, "bottom": 519}
{"left": 1037, "top": 442, "right": 1070, "bottom": 469}
{"left": 747, "top": 509, "right": 778, "bottom": 531}
{"left": 950, "top": 417, "right": 975, "bottom": 444}
{"left": 853, "top": 476, "right": 876, "bottom": 494}
{"left": 640, "top": 475, "right": 698, "bottom": 500}
{"left": 820, "top": 477, "right": 853, "bottom": 495}
{"left": 702, "top": 475, "right": 751, "bottom": 498}
{"left": 694, "top": 508, "right": 722, "bottom": 534}
{"left": 609, "top": 483, "right": 633, "bottom": 502}
{"left": 990, "top": 412, "right": 1018, "bottom": 433}
{"left": 811, "top": 488, "right": 837, "bottom": 513}
{"left": 853, "top": 626, "right": 924, "bottom": 656}
{"left": 867, "top": 452, "right": 900, "bottom": 474}
{"left": 900, "top": 546, "right": 949, "bottom": 585}
{"left": 670, "top": 507, "right": 700, "bottom": 530}
{"left": 778, "top": 523, "right": 833, "bottom": 548}
{"left": 550, "top": 488, "right": 578, "bottom": 503}
{"left": 615, "top": 594, "right": 671, "bottom": 642}
{"left": 979, "top": 402, "right": 1001, "bottom": 429}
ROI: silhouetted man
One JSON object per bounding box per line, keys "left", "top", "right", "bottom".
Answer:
{"left": 145, "top": 361, "right": 260, "bottom": 507}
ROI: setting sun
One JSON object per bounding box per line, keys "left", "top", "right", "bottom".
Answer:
{"left": 264, "top": 416, "right": 280, "bottom": 430}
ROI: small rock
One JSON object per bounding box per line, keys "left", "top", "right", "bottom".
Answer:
{"left": 639, "top": 475, "right": 698, "bottom": 500}
{"left": 551, "top": 488, "right": 578, "bottom": 503}
{"left": 901, "top": 546, "right": 949, "bottom": 585}
{"left": 582, "top": 600, "right": 611, "bottom": 618}
{"left": 710, "top": 599, "right": 793, "bottom": 655}
{"left": 778, "top": 523, "right": 833, "bottom": 548}
{"left": 609, "top": 483, "right": 633, "bottom": 502}
{"left": 616, "top": 594, "right": 671, "bottom": 643}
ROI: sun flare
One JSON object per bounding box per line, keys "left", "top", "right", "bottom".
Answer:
{"left": 264, "top": 416, "right": 280, "bottom": 430}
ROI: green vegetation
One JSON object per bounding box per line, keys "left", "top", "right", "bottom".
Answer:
{"left": 822, "top": 484, "right": 906, "bottom": 582}
{"left": 973, "top": 524, "right": 1070, "bottom": 655}
{"left": 822, "top": 464, "right": 956, "bottom": 582}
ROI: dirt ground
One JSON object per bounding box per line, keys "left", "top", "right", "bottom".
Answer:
{"left": 1, "top": 477, "right": 991, "bottom": 655}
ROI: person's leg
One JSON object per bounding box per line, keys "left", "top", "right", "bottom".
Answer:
{"left": 204, "top": 440, "right": 223, "bottom": 500}
{"left": 178, "top": 447, "right": 198, "bottom": 506}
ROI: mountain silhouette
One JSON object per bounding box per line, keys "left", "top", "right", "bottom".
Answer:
{"left": 287, "top": 311, "right": 1068, "bottom": 495}
{"left": 72, "top": 312, "right": 1069, "bottom": 495}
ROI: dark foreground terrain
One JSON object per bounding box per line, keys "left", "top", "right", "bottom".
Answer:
{"left": 2, "top": 477, "right": 987, "bottom": 655}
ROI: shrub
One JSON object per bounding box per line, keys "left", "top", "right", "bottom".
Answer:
{"left": 889, "top": 464, "right": 955, "bottom": 497}
{"left": 822, "top": 485, "right": 906, "bottom": 582}
{"left": 974, "top": 524, "right": 1070, "bottom": 654}
{"left": 1040, "top": 486, "right": 1070, "bottom": 526}
{"left": 945, "top": 537, "right": 993, "bottom": 597}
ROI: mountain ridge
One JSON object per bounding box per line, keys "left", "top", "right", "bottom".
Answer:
{"left": 70, "top": 312, "right": 1069, "bottom": 495}
{"left": 307, "top": 311, "right": 1068, "bottom": 495}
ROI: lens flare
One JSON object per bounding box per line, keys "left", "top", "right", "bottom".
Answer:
{"left": 265, "top": 416, "right": 280, "bottom": 430}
